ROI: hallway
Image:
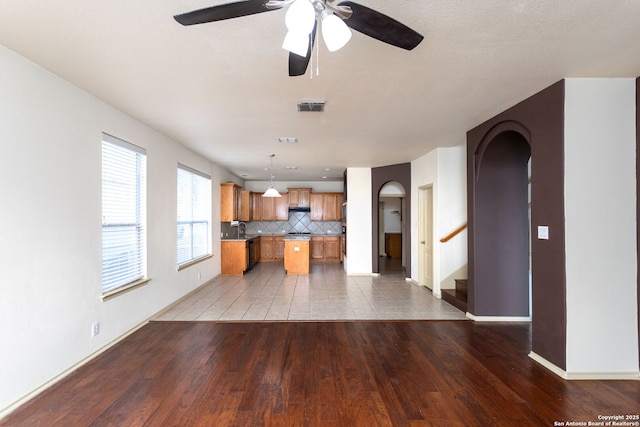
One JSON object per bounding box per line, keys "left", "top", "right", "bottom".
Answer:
{"left": 155, "top": 261, "right": 466, "bottom": 321}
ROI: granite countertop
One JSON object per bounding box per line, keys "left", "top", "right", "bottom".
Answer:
{"left": 283, "top": 235, "right": 311, "bottom": 241}
{"left": 221, "top": 233, "right": 341, "bottom": 241}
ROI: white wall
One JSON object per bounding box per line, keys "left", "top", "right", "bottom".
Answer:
{"left": 344, "top": 168, "right": 372, "bottom": 274}
{"left": 411, "top": 146, "right": 467, "bottom": 295}
{"left": 381, "top": 198, "right": 402, "bottom": 233}
{"left": 437, "top": 147, "right": 468, "bottom": 290}
{"left": 0, "top": 44, "right": 234, "bottom": 413}
{"left": 564, "top": 78, "right": 639, "bottom": 375}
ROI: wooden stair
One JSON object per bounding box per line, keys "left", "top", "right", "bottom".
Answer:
{"left": 441, "top": 279, "right": 468, "bottom": 313}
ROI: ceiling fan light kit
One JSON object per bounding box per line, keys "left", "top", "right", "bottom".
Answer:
{"left": 174, "top": 0, "right": 424, "bottom": 76}
{"left": 282, "top": 30, "right": 311, "bottom": 57}
{"left": 321, "top": 11, "right": 352, "bottom": 52}
{"left": 285, "top": 0, "right": 315, "bottom": 33}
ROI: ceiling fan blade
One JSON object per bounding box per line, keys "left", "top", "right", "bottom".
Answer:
{"left": 174, "top": 0, "right": 279, "bottom": 26}
{"left": 289, "top": 21, "right": 317, "bottom": 77}
{"left": 337, "top": 1, "right": 423, "bottom": 50}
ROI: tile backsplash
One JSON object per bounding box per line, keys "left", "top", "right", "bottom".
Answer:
{"left": 221, "top": 212, "right": 342, "bottom": 237}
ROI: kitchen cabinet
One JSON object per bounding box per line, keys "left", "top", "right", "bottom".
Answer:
{"left": 221, "top": 237, "right": 260, "bottom": 275}
{"left": 251, "top": 191, "right": 262, "bottom": 221}
{"left": 284, "top": 238, "right": 310, "bottom": 274}
{"left": 324, "top": 236, "right": 341, "bottom": 260}
{"left": 260, "top": 194, "right": 289, "bottom": 221}
{"left": 310, "top": 193, "right": 324, "bottom": 221}
{"left": 310, "top": 235, "right": 341, "bottom": 263}
{"left": 220, "top": 182, "right": 242, "bottom": 222}
{"left": 385, "top": 233, "right": 402, "bottom": 259}
{"left": 274, "top": 236, "right": 285, "bottom": 259}
{"left": 260, "top": 235, "right": 285, "bottom": 261}
{"left": 310, "top": 192, "right": 344, "bottom": 221}
{"left": 260, "top": 236, "right": 273, "bottom": 260}
{"left": 323, "top": 193, "right": 341, "bottom": 221}
{"left": 240, "top": 190, "right": 251, "bottom": 222}
{"left": 310, "top": 236, "right": 325, "bottom": 260}
{"left": 288, "top": 188, "right": 311, "bottom": 208}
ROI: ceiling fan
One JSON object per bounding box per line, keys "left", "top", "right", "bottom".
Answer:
{"left": 174, "top": 0, "right": 424, "bottom": 76}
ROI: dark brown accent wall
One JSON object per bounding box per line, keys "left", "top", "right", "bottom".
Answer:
{"left": 467, "top": 80, "right": 567, "bottom": 370}
{"left": 473, "top": 131, "right": 531, "bottom": 317}
{"left": 371, "top": 163, "right": 411, "bottom": 276}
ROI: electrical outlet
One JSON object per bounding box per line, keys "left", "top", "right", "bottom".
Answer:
{"left": 92, "top": 322, "right": 100, "bottom": 337}
{"left": 198, "top": 272, "right": 202, "bottom": 280}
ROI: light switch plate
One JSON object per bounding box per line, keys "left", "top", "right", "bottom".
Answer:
{"left": 537, "top": 226, "right": 549, "bottom": 240}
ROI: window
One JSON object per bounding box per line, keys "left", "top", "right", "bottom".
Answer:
{"left": 177, "top": 164, "right": 211, "bottom": 267}
{"left": 101, "top": 134, "right": 147, "bottom": 294}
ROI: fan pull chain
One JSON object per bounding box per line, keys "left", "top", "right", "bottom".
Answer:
{"left": 316, "top": 34, "right": 320, "bottom": 77}
{"left": 309, "top": 36, "right": 313, "bottom": 80}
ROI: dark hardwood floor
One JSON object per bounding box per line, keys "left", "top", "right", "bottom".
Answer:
{"left": 2, "top": 321, "right": 639, "bottom": 426}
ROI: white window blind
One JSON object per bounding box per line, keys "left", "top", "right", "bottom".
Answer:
{"left": 177, "top": 164, "right": 211, "bottom": 266}
{"left": 101, "top": 134, "right": 147, "bottom": 294}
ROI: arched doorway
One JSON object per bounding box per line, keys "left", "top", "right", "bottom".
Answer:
{"left": 471, "top": 129, "right": 531, "bottom": 317}
{"left": 379, "top": 181, "right": 406, "bottom": 276}
{"left": 371, "top": 163, "right": 412, "bottom": 278}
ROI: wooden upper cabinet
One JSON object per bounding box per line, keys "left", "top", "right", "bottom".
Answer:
{"left": 334, "top": 192, "right": 344, "bottom": 221}
{"left": 221, "top": 182, "right": 242, "bottom": 222}
{"left": 288, "top": 188, "right": 311, "bottom": 208}
{"left": 261, "top": 196, "right": 275, "bottom": 221}
{"left": 260, "top": 193, "right": 288, "bottom": 221}
{"left": 275, "top": 194, "right": 289, "bottom": 220}
{"left": 323, "top": 193, "right": 339, "bottom": 221}
{"left": 251, "top": 192, "right": 262, "bottom": 221}
{"left": 310, "top": 192, "right": 344, "bottom": 221}
{"left": 240, "top": 190, "right": 251, "bottom": 222}
{"left": 310, "top": 193, "right": 324, "bottom": 221}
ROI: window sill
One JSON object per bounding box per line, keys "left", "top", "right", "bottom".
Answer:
{"left": 177, "top": 254, "right": 213, "bottom": 271}
{"left": 102, "top": 278, "right": 151, "bottom": 302}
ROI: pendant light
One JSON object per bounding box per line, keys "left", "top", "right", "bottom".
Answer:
{"left": 262, "top": 154, "right": 281, "bottom": 198}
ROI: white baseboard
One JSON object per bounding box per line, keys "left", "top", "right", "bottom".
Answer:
{"left": 346, "top": 272, "right": 379, "bottom": 277}
{"left": 466, "top": 313, "right": 532, "bottom": 322}
{"left": 529, "top": 352, "right": 640, "bottom": 380}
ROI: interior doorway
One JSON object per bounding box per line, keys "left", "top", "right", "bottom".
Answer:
{"left": 379, "top": 181, "right": 406, "bottom": 276}
{"left": 418, "top": 185, "right": 434, "bottom": 289}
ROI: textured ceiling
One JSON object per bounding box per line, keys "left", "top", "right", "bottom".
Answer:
{"left": 1, "top": 0, "right": 640, "bottom": 181}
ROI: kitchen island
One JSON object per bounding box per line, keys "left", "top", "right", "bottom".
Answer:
{"left": 283, "top": 236, "right": 310, "bottom": 275}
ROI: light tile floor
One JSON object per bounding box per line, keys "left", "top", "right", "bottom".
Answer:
{"left": 155, "top": 261, "right": 467, "bottom": 321}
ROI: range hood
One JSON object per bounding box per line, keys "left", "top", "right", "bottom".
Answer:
{"left": 288, "top": 206, "right": 311, "bottom": 212}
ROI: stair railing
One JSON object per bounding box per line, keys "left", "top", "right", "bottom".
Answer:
{"left": 439, "top": 223, "right": 467, "bottom": 243}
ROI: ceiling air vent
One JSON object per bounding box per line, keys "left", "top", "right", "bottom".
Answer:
{"left": 297, "top": 99, "right": 325, "bottom": 112}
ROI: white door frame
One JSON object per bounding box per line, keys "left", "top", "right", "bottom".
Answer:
{"left": 418, "top": 185, "right": 435, "bottom": 291}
